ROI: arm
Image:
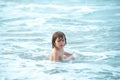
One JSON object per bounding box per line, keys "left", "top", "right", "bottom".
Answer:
{"left": 64, "top": 52, "right": 72, "bottom": 56}
{"left": 51, "top": 50, "right": 59, "bottom": 61}
{"left": 64, "top": 51, "right": 75, "bottom": 60}
{"left": 53, "top": 52, "right": 59, "bottom": 61}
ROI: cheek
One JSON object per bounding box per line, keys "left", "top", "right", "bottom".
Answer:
{"left": 55, "top": 41, "right": 59, "bottom": 45}
{"left": 63, "top": 42, "right": 65, "bottom": 46}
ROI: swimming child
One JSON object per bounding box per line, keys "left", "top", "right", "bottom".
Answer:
{"left": 50, "top": 31, "right": 75, "bottom": 61}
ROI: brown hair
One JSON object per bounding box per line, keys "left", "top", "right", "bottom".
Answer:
{"left": 52, "top": 31, "right": 67, "bottom": 48}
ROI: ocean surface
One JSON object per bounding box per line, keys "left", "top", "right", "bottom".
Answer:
{"left": 0, "top": 0, "right": 120, "bottom": 80}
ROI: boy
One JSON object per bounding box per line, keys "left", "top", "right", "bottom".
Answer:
{"left": 50, "top": 31, "right": 75, "bottom": 61}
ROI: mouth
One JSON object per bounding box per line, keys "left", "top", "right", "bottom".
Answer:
{"left": 60, "top": 45, "right": 64, "bottom": 47}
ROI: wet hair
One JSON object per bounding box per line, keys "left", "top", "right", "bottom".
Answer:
{"left": 52, "top": 31, "right": 67, "bottom": 48}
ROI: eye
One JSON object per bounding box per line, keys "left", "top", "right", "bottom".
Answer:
{"left": 58, "top": 40, "right": 60, "bottom": 42}
{"left": 57, "top": 39, "right": 61, "bottom": 42}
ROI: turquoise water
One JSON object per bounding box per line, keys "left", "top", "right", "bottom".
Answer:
{"left": 0, "top": 0, "right": 120, "bottom": 80}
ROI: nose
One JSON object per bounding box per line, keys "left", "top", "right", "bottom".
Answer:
{"left": 60, "top": 41, "right": 64, "bottom": 45}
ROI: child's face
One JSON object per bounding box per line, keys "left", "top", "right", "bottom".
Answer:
{"left": 55, "top": 37, "right": 65, "bottom": 49}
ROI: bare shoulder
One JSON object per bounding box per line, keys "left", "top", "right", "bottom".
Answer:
{"left": 50, "top": 48, "right": 59, "bottom": 58}
{"left": 52, "top": 48, "right": 58, "bottom": 54}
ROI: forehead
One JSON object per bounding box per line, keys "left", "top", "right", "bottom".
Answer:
{"left": 56, "top": 37, "right": 65, "bottom": 40}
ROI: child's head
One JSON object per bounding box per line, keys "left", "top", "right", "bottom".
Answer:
{"left": 52, "top": 31, "right": 67, "bottom": 48}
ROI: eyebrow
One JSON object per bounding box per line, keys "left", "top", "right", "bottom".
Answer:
{"left": 58, "top": 37, "right": 64, "bottom": 40}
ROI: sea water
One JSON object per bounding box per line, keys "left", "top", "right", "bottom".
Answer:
{"left": 0, "top": 0, "right": 120, "bottom": 80}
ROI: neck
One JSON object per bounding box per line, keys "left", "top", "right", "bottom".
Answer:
{"left": 55, "top": 47, "right": 64, "bottom": 51}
